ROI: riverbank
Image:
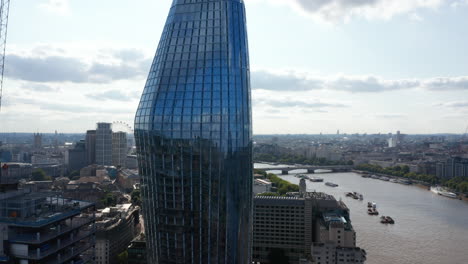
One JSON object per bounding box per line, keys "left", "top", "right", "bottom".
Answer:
{"left": 270, "top": 170, "right": 468, "bottom": 264}
{"left": 353, "top": 169, "right": 467, "bottom": 200}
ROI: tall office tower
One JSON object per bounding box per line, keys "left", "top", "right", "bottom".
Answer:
{"left": 86, "top": 130, "right": 97, "bottom": 165}
{"left": 33, "top": 133, "right": 42, "bottom": 149}
{"left": 112, "top": 132, "right": 128, "bottom": 167}
{"left": 96, "top": 123, "right": 113, "bottom": 166}
{"left": 134, "top": 0, "right": 253, "bottom": 263}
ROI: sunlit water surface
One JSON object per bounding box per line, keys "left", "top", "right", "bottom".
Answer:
{"left": 255, "top": 164, "right": 468, "bottom": 264}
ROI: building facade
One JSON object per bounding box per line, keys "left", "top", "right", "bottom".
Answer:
{"left": 67, "top": 140, "right": 87, "bottom": 173}
{"left": 134, "top": 0, "right": 253, "bottom": 263}
{"left": 252, "top": 193, "right": 364, "bottom": 264}
{"left": 86, "top": 130, "right": 97, "bottom": 165}
{"left": 95, "top": 204, "right": 139, "bottom": 264}
{"left": 253, "top": 196, "right": 313, "bottom": 264}
{"left": 436, "top": 157, "right": 468, "bottom": 179}
{"left": 96, "top": 123, "right": 113, "bottom": 166}
{"left": 0, "top": 175, "right": 96, "bottom": 264}
{"left": 127, "top": 235, "right": 147, "bottom": 264}
{"left": 33, "top": 133, "right": 42, "bottom": 149}
{"left": 112, "top": 132, "right": 127, "bottom": 168}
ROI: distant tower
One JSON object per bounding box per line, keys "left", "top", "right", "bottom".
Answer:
{"left": 85, "top": 130, "right": 96, "bottom": 165}
{"left": 54, "top": 130, "right": 58, "bottom": 149}
{"left": 33, "top": 133, "right": 42, "bottom": 149}
{"left": 337, "top": 130, "right": 340, "bottom": 135}
{"left": 396, "top": 130, "right": 402, "bottom": 145}
{"left": 112, "top": 132, "right": 127, "bottom": 168}
{"left": 95, "top": 123, "right": 112, "bottom": 166}
{"left": 299, "top": 178, "right": 307, "bottom": 196}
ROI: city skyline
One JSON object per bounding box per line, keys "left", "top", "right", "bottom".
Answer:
{"left": 0, "top": 0, "right": 468, "bottom": 134}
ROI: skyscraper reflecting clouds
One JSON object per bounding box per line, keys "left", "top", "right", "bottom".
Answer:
{"left": 134, "top": 0, "right": 252, "bottom": 263}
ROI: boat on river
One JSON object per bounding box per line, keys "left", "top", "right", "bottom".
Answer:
{"left": 346, "top": 192, "right": 363, "bottom": 200}
{"left": 368, "top": 208, "right": 379, "bottom": 215}
{"left": 295, "top": 174, "right": 309, "bottom": 179}
{"left": 309, "top": 177, "right": 324, "bottom": 182}
{"left": 380, "top": 216, "right": 395, "bottom": 224}
{"left": 430, "top": 186, "right": 458, "bottom": 199}
{"left": 325, "top": 182, "right": 338, "bottom": 187}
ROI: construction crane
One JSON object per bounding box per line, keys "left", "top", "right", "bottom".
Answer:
{"left": 0, "top": 0, "right": 10, "bottom": 112}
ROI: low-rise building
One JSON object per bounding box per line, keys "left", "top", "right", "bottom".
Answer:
{"left": 253, "top": 178, "right": 272, "bottom": 195}
{"left": 95, "top": 204, "right": 139, "bottom": 264}
{"left": 0, "top": 175, "right": 96, "bottom": 264}
{"left": 127, "top": 234, "right": 147, "bottom": 264}
{"left": 252, "top": 192, "right": 364, "bottom": 264}
{"left": 311, "top": 242, "right": 366, "bottom": 264}
{"left": 0, "top": 163, "right": 32, "bottom": 184}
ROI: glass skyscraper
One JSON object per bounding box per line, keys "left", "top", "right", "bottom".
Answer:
{"left": 134, "top": 0, "right": 252, "bottom": 263}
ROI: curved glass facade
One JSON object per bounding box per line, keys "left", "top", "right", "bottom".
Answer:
{"left": 134, "top": 0, "right": 252, "bottom": 263}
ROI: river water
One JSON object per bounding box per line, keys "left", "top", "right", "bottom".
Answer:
{"left": 254, "top": 163, "right": 468, "bottom": 264}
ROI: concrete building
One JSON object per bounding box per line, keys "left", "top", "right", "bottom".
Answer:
{"left": 436, "top": 157, "right": 468, "bottom": 179}
{"left": 127, "top": 234, "right": 147, "bottom": 264}
{"left": 311, "top": 242, "right": 366, "bottom": 264}
{"left": 253, "top": 196, "right": 313, "bottom": 264}
{"left": 116, "top": 169, "right": 140, "bottom": 191}
{"left": 111, "top": 132, "right": 127, "bottom": 168}
{"left": 86, "top": 130, "right": 97, "bottom": 165}
{"left": 252, "top": 192, "right": 362, "bottom": 264}
{"left": 0, "top": 163, "right": 32, "bottom": 184}
{"left": 316, "top": 212, "right": 356, "bottom": 247}
{"left": 388, "top": 137, "right": 397, "bottom": 148}
{"left": 96, "top": 123, "right": 113, "bottom": 166}
{"left": 95, "top": 204, "right": 139, "bottom": 264}
{"left": 66, "top": 140, "right": 87, "bottom": 173}
{"left": 253, "top": 179, "right": 273, "bottom": 195}
{"left": 299, "top": 178, "right": 307, "bottom": 196}
{"left": 0, "top": 170, "right": 96, "bottom": 264}
{"left": 33, "top": 133, "right": 42, "bottom": 149}
{"left": 125, "top": 155, "right": 138, "bottom": 170}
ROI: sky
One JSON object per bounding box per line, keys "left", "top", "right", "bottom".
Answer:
{"left": 0, "top": 0, "right": 468, "bottom": 134}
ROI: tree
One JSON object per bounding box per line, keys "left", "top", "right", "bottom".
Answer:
{"left": 401, "top": 165, "right": 410, "bottom": 174}
{"left": 101, "top": 192, "right": 117, "bottom": 207}
{"left": 31, "top": 169, "right": 51, "bottom": 181}
{"left": 131, "top": 189, "right": 141, "bottom": 206}
{"left": 117, "top": 250, "right": 128, "bottom": 264}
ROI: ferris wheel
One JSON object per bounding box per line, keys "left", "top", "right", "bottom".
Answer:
{"left": 112, "top": 121, "right": 134, "bottom": 134}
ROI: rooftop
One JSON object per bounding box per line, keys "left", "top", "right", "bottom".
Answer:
{"left": 0, "top": 189, "right": 94, "bottom": 227}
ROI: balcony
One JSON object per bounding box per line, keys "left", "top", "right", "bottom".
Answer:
{"left": 44, "top": 242, "right": 94, "bottom": 264}
{"left": 11, "top": 229, "right": 94, "bottom": 260}
{"left": 9, "top": 216, "right": 94, "bottom": 245}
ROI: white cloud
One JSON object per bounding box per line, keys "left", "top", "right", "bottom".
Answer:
{"left": 249, "top": 0, "right": 447, "bottom": 22}
{"left": 409, "top": 13, "right": 424, "bottom": 21}
{"left": 437, "top": 101, "right": 468, "bottom": 108}
{"left": 5, "top": 46, "right": 151, "bottom": 83}
{"left": 39, "top": 0, "right": 71, "bottom": 16}
{"left": 374, "top": 113, "right": 408, "bottom": 119}
{"left": 251, "top": 69, "right": 468, "bottom": 93}
{"left": 451, "top": 0, "right": 468, "bottom": 7}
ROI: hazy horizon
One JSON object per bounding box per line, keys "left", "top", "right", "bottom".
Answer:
{"left": 0, "top": 0, "right": 467, "bottom": 134}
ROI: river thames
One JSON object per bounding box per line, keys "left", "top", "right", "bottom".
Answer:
{"left": 254, "top": 163, "right": 468, "bottom": 264}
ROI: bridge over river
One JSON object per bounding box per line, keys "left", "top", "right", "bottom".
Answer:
{"left": 257, "top": 165, "right": 353, "bottom": 175}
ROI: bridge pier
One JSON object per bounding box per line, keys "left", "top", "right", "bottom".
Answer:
{"left": 307, "top": 169, "right": 315, "bottom": 174}
{"left": 281, "top": 170, "right": 289, "bottom": 175}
